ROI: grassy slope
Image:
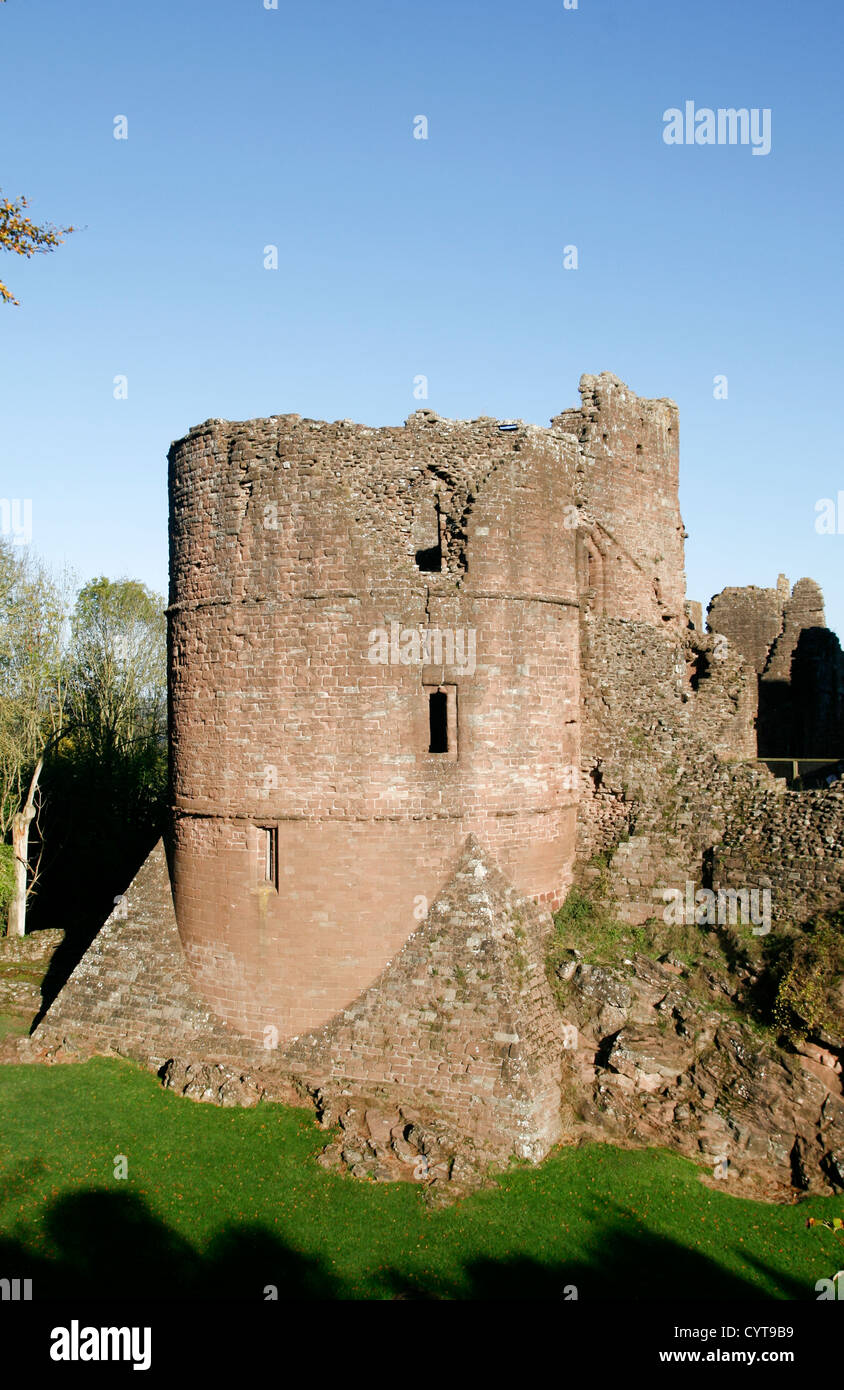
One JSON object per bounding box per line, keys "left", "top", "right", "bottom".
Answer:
{"left": 1, "top": 1058, "right": 841, "bottom": 1300}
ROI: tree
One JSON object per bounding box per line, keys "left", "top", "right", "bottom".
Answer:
{"left": 0, "top": 189, "right": 75, "bottom": 305}
{"left": 24, "top": 578, "right": 167, "bottom": 969}
{"left": 0, "top": 558, "right": 167, "bottom": 938}
{"left": 57, "top": 579, "right": 167, "bottom": 883}
{"left": 67, "top": 578, "right": 167, "bottom": 779}
{"left": 0, "top": 543, "right": 70, "bottom": 934}
{"left": 2, "top": 4, "right": 76, "bottom": 304}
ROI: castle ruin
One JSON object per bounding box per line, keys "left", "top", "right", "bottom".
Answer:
{"left": 27, "top": 371, "right": 844, "bottom": 1195}
{"left": 167, "top": 371, "right": 685, "bottom": 1042}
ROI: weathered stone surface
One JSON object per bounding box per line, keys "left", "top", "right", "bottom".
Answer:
{"left": 574, "top": 612, "right": 844, "bottom": 929}
{"left": 0, "top": 928, "right": 64, "bottom": 964}
{"left": 0, "top": 928, "right": 65, "bottom": 1055}
{"left": 283, "top": 835, "right": 567, "bottom": 1167}
{"left": 560, "top": 952, "right": 844, "bottom": 1200}
{"left": 167, "top": 372, "right": 686, "bottom": 1044}
{"left": 708, "top": 575, "right": 844, "bottom": 757}
{"left": 27, "top": 834, "right": 568, "bottom": 1180}
{"left": 159, "top": 1059, "right": 268, "bottom": 1108}
{"left": 708, "top": 582, "right": 788, "bottom": 677}
{"left": 29, "top": 844, "right": 247, "bottom": 1069}
{"left": 8, "top": 369, "right": 843, "bottom": 1206}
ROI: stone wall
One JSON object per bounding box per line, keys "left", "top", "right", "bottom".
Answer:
{"left": 708, "top": 576, "right": 844, "bottom": 758}
{"left": 169, "top": 413, "right": 582, "bottom": 1042}
{"left": 284, "top": 836, "right": 566, "bottom": 1163}
{"left": 706, "top": 579, "right": 788, "bottom": 676}
{"left": 575, "top": 614, "right": 758, "bottom": 870}
{"left": 30, "top": 843, "right": 244, "bottom": 1069}
{"left": 31, "top": 836, "right": 566, "bottom": 1173}
{"left": 168, "top": 372, "right": 687, "bottom": 1044}
{"left": 554, "top": 373, "right": 686, "bottom": 624}
{"left": 0, "top": 928, "right": 64, "bottom": 1046}
{"left": 575, "top": 613, "right": 844, "bottom": 931}
{"left": 713, "top": 785, "right": 844, "bottom": 924}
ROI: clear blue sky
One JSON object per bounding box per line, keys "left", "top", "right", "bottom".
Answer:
{"left": 2, "top": 0, "right": 842, "bottom": 635}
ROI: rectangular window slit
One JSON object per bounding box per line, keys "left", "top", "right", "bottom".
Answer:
{"left": 429, "top": 690, "right": 449, "bottom": 753}
{"left": 259, "top": 826, "right": 278, "bottom": 889}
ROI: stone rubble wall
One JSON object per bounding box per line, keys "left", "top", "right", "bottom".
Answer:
{"left": 576, "top": 615, "right": 844, "bottom": 929}
{"left": 713, "top": 785, "right": 844, "bottom": 924}
{"left": 29, "top": 843, "right": 245, "bottom": 1069}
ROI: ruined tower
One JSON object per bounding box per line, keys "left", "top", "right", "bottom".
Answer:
{"left": 30, "top": 372, "right": 844, "bottom": 1189}
{"left": 166, "top": 373, "right": 686, "bottom": 1045}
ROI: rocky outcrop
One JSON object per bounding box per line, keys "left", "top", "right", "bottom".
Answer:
{"left": 555, "top": 947, "right": 844, "bottom": 1200}
{"left": 565, "top": 598, "right": 844, "bottom": 1202}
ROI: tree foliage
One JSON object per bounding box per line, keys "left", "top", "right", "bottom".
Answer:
{"left": 0, "top": 189, "right": 75, "bottom": 305}
{"left": 32, "top": 578, "right": 167, "bottom": 947}
{"left": 0, "top": 542, "right": 68, "bottom": 835}
{"left": 0, "top": 542, "right": 70, "bottom": 932}
{"left": 0, "top": 555, "right": 168, "bottom": 937}
{"left": 64, "top": 577, "right": 167, "bottom": 823}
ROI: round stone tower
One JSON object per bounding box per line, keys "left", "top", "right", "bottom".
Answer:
{"left": 167, "top": 409, "right": 582, "bottom": 1042}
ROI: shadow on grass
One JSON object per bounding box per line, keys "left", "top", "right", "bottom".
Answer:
{"left": 0, "top": 1187, "right": 811, "bottom": 1301}
{"left": 383, "top": 1231, "right": 808, "bottom": 1301}
{"left": 0, "top": 1189, "right": 343, "bottom": 1300}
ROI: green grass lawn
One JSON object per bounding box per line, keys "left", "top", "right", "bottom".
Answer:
{"left": 0, "top": 1057, "right": 841, "bottom": 1300}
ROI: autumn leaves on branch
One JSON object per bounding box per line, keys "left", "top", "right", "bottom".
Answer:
{"left": 0, "top": 190, "right": 75, "bottom": 305}
{"left": 2, "top": 0, "right": 75, "bottom": 302}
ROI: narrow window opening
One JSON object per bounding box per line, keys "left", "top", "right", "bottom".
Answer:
{"left": 429, "top": 690, "right": 449, "bottom": 752}
{"left": 415, "top": 496, "right": 443, "bottom": 572}
{"left": 259, "top": 826, "right": 278, "bottom": 889}
{"left": 690, "top": 652, "right": 710, "bottom": 691}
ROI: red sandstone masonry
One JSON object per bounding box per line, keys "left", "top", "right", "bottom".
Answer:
{"left": 31, "top": 836, "right": 568, "bottom": 1166}
{"left": 168, "top": 373, "right": 686, "bottom": 1041}
{"left": 708, "top": 576, "right": 844, "bottom": 756}
{"left": 554, "top": 373, "right": 686, "bottom": 623}
{"left": 282, "top": 835, "right": 567, "bottom": 1161}
{"left": 30, "top": 843, "right": 245, "bottom": 1067}
{"left": 25, "top": 370, "right": 844, "bottom": 1184}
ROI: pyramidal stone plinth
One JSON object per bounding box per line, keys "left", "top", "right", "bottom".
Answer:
{"left": 31, "top": 835, "right": 568, "bottom": 1169}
